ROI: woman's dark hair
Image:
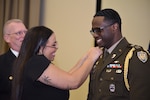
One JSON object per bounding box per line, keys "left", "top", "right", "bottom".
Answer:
{"left": 11, "top": 26, "right": 54, "bottom": 100}
{"left": 94, "top": 8, "right": 122, "bottom": 31}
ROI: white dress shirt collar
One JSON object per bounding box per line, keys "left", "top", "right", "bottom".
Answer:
{"left": 10, "top": 48, "right": 19, "bottom": 57}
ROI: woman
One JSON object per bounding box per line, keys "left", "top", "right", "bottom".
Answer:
{"left": 11, "top": 26, "right": 102, "bottom": 100}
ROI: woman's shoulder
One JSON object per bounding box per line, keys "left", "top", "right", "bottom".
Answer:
{"left": 31, "top": 55, "right": 49, "bottom": 61}
{"left": 28, "top": 55, "right": 51, "bottom": 65}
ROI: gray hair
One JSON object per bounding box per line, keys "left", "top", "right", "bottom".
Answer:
{"left": 3, "top": 19, "right": 23, "bottom": 34}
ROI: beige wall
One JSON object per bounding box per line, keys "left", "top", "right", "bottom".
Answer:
{"left": 102, "top": 0, "right": 150, "bottom": 49}
{"left": 41, "top": 0, "right": 150, "bottom": 100}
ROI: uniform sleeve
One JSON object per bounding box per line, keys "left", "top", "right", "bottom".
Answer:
{"left": 24, "top": 55, "right": 51, "bottom": 81}
{"left": 128, "top": 48, "right": 150, "bottom": 100}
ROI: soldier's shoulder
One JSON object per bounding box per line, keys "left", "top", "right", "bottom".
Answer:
{"left": 130, "top": 44, "right": 149, "bottom": 63}
{"left": 129, "top": 44, "right": 142, "bottom": 49}
{"left": 129, "top": 44, "right": 149, "bottom": 52}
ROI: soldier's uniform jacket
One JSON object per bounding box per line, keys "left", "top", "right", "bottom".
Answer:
{"left": 0, "top": 49, "right": 16, "bottom": 100}
{"left": 87, "top": 38, "right": 150, "bottom": 100}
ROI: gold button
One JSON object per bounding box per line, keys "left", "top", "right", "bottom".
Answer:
{"left": 110, "top": 77, "right": 114, "bottom": 80}
{"left": 9, "top": 76, "right": 13, "bottom": 80}
{"left": 99, "top": 78, "right": 103, "bottom": 81}
{"left": 99, "top": 89, "right": 101, "bottom": 92}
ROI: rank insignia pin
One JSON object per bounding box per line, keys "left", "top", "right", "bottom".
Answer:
{"left": 112, "top": 54, "right": 116, "bottom": 59}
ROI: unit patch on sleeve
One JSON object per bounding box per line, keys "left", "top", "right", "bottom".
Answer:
{"left": 137, "top": 51, "right": 148, "bottom": 63}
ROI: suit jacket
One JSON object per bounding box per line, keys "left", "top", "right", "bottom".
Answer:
{"left": 87, "top": 38, "right": 150, "bottom": 100}
{"left": 0, "top": 49, "right": 16, "bottom": 100}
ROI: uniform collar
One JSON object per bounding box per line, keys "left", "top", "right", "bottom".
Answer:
{"left": 107, "top": 37, "right": 124, "bottom": 54}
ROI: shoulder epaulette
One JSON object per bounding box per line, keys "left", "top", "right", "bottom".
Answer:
{"left": 130, "top": 44, "right": 142, "bottom": 49}
{"left": 133, "top": 45, "right": 142, "bottom": 50}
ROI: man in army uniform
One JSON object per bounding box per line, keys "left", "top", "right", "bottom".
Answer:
{"left": 87, "top": 8, "right": 150, "bottom": 100}
{"left": 0, "top": 19, "right": 27, "bottom": 100}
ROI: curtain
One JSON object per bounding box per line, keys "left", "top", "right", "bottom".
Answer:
{"left": 0, "top": 0, "right": 41, "bottom": 54}
{"left": 148, "top": 41, "right": 150, "bottom": 53}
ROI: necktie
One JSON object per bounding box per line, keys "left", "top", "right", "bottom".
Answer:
{"left": 103, "top": 50, "right": 109, "bottom": 61}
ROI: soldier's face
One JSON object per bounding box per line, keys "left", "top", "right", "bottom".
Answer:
{"left": 91, "top": 16, "right": 115, "bottom": 49}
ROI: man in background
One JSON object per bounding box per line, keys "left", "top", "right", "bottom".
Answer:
{"left": 0, "top": 19, "right": 27, "bottom": 100}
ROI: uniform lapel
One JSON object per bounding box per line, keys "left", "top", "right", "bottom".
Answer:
{"left": 97, "top": 38, "right": 130, "bottom": 72}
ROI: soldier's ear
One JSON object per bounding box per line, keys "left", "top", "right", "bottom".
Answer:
{"left": 113, "top": 23, "right": 118, "bottom": 30}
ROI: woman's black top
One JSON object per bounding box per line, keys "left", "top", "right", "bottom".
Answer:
{"left": 22, "top": 55, "right": 69, "bottom": 100}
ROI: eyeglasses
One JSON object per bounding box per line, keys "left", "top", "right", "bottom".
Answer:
{"left": 45, "top": 43, "right": 58, "bottom": 49}
{"left": 90, "top": 23, "right": 115, "bottom": 35}
{"left": 7, "top": 30, "right": 27, "bottom": 36}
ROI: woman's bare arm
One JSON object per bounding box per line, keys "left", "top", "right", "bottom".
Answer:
{"left": 38, "top": 47, "right": 102, "bottom": 89}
